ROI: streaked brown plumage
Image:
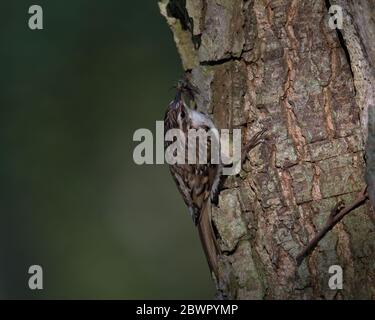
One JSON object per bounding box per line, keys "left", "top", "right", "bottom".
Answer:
{"left": 164, "top": 81, "right": 220, "bottom": 278}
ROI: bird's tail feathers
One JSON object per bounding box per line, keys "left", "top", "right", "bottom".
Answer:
{"left": 197, "top": 202, "right": 220, "bottom": 280}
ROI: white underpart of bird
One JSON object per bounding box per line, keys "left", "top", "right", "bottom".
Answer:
{"left": 186, "top": 107, "right": 223, "bottom": 202}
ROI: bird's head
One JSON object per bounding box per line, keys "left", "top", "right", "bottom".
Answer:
{"left": 165, "top": 77, "right": 198, "bottom": 133}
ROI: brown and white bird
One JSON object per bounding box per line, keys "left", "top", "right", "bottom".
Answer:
{"left": 164, "top": 79, "right": 221, "bottom": 279}
{"left": 164, "top": 79, "right": 265, "bottom": 280}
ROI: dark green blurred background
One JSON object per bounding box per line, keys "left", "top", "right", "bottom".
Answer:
{"left": 0, "top": 1, "right": 214, "bottom": 299}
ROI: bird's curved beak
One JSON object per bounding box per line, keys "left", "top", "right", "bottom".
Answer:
{"left": 171, "top": 95, "right": 183, "bottom": 110}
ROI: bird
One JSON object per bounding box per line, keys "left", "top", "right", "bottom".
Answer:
{"left": 164, "top": 79, "right": 221, "bottom": 279}
{"left": 164, "top": 78, "right": 265, "bottom": 281}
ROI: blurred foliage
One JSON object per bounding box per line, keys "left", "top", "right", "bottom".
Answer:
{"left": 0, "top": 0, "right": 214, "bottom": 299}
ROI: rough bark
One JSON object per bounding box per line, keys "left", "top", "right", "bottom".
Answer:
{"left": 159, "top": 0, "right": 375, "bottom": 299}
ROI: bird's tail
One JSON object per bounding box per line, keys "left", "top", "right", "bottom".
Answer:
{"left": 197, "top": 202, "right": 220, "bottom": 280}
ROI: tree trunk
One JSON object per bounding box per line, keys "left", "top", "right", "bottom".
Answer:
{"left": 159, "top": 0, "right": 375, "bottom": 299}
